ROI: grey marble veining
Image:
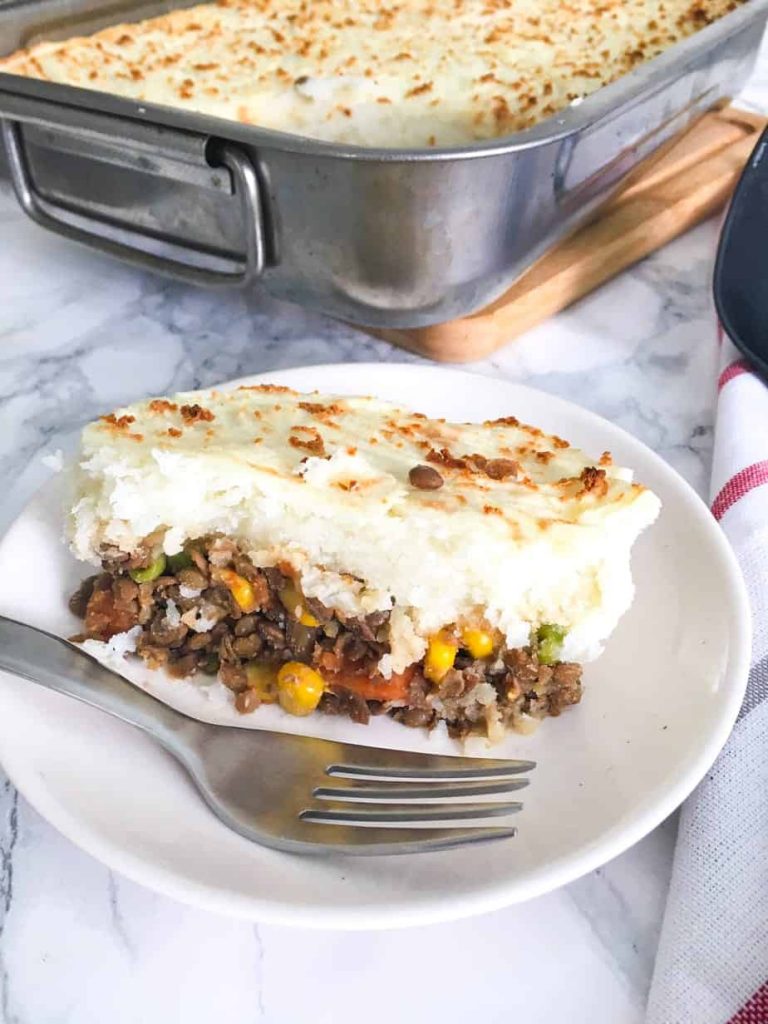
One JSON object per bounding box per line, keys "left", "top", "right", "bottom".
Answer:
{"left": 1, "top": 33, "right": 765, "bottom": 1018}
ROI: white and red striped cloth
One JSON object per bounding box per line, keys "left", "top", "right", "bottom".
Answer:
{"left": 646, "top": 330, "right": 768, "bottom": 1024}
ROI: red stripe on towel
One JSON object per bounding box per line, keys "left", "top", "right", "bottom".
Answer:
{"left": 718, "top": 359, "right": 753, "bottom": 390}
{"left": 712, "top": 461, "right": 768, "bottom": 521}
{"left": 725, "top": 980, "right": 768, "bottom": 1024}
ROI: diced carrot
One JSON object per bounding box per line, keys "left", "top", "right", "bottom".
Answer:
{"left": 329, "top": 666, "right": 414, "bottom": 702}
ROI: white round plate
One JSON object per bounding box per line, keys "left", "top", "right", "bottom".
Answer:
{"left": 0, "top": 363, "right": 750, "bottom": 929}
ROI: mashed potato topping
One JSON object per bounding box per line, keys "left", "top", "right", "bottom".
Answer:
{"left": 69, "top": 384, "right": 660, "bottom": 674}
{"left": 0, "top": 0, "right": 742, "bottom": 147}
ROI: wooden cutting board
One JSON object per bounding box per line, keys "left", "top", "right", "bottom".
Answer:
{"left": 368, "top": 106, "right": 766, "bottom": 362}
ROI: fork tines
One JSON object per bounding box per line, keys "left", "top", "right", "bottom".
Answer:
{"left": 301, "top": 755, "right": 535, "bottom": 834}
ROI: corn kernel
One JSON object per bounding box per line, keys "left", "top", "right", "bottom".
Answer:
{"left": 276, "top": 661, "right": 325, "bottom": 716}
{"left": 219, "top": 569, "right": 259, "bottom": 613}
{"left": 424, "top": 631, "right": 457, "bottom": 684}
{"left": 279, "top": 581, "right": 320, "bottom": 627}
{"left": 461, "top": 627, "right": 494, "bottom": 659}
{"left": 245, "top": 662, "right": 278, "bottom": 703}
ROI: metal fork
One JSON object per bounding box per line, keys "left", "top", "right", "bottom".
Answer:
{"left": 0, "top": 616, "right": 534, "bottom": 856}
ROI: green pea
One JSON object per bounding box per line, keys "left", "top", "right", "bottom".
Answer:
{"left": 167, "top": 549, "right": 193, "bottom": 573}
{"left": 536, "top": 623, "right": 567, "bottom": 665}
{"left": 129, "top": 553, "right": 167, "bottom": 583}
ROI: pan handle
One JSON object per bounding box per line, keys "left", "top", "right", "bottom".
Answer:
{"left": 1, "top": 119, "right": 266, "bottom": 287}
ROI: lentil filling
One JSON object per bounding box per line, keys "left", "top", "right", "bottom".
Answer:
{"left": 70, "top": 535, "right": 582, "bottom": 738}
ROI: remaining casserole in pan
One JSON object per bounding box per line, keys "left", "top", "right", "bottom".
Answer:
{"left": 0, "top": 0, "right": 746, "bottom": 148}
{"left": 0, "top": 0, "right": 763, "bottom": 327}
{"left": 67, "top": 384, "right": 660, "bottom": 741}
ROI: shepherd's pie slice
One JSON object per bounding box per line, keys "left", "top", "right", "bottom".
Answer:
{"left": 67, "top": 384, "right": 660, "bottom": 740}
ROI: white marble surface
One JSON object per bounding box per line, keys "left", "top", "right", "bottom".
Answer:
{"left": 1, "top": 38, "right": 767, "bottom": 1022}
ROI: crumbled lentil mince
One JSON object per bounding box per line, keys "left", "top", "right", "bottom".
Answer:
{"left": 71, "top": 536, "right": 582, "bottom": 737}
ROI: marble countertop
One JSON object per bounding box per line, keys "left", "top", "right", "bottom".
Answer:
{"left": 2, "top": 38, "right": 767, "bottom": 1023}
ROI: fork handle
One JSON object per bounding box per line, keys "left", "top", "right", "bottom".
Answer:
{"left": 0, "top": 615, "right": 197, "bottom": 744}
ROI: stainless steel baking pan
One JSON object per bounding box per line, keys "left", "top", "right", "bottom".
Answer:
{"left": 0, "top": 0, "right": 767, "bottom": 328}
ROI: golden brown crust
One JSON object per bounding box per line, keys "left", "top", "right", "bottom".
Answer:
{"left": 180, "top": 403, "right": 216, "bottom": 424}
{"left": 0, "top": 0, "right": 742, "bottom": 148}
{"left": 79, "top": 384, "right": 658, "bottom": 552}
